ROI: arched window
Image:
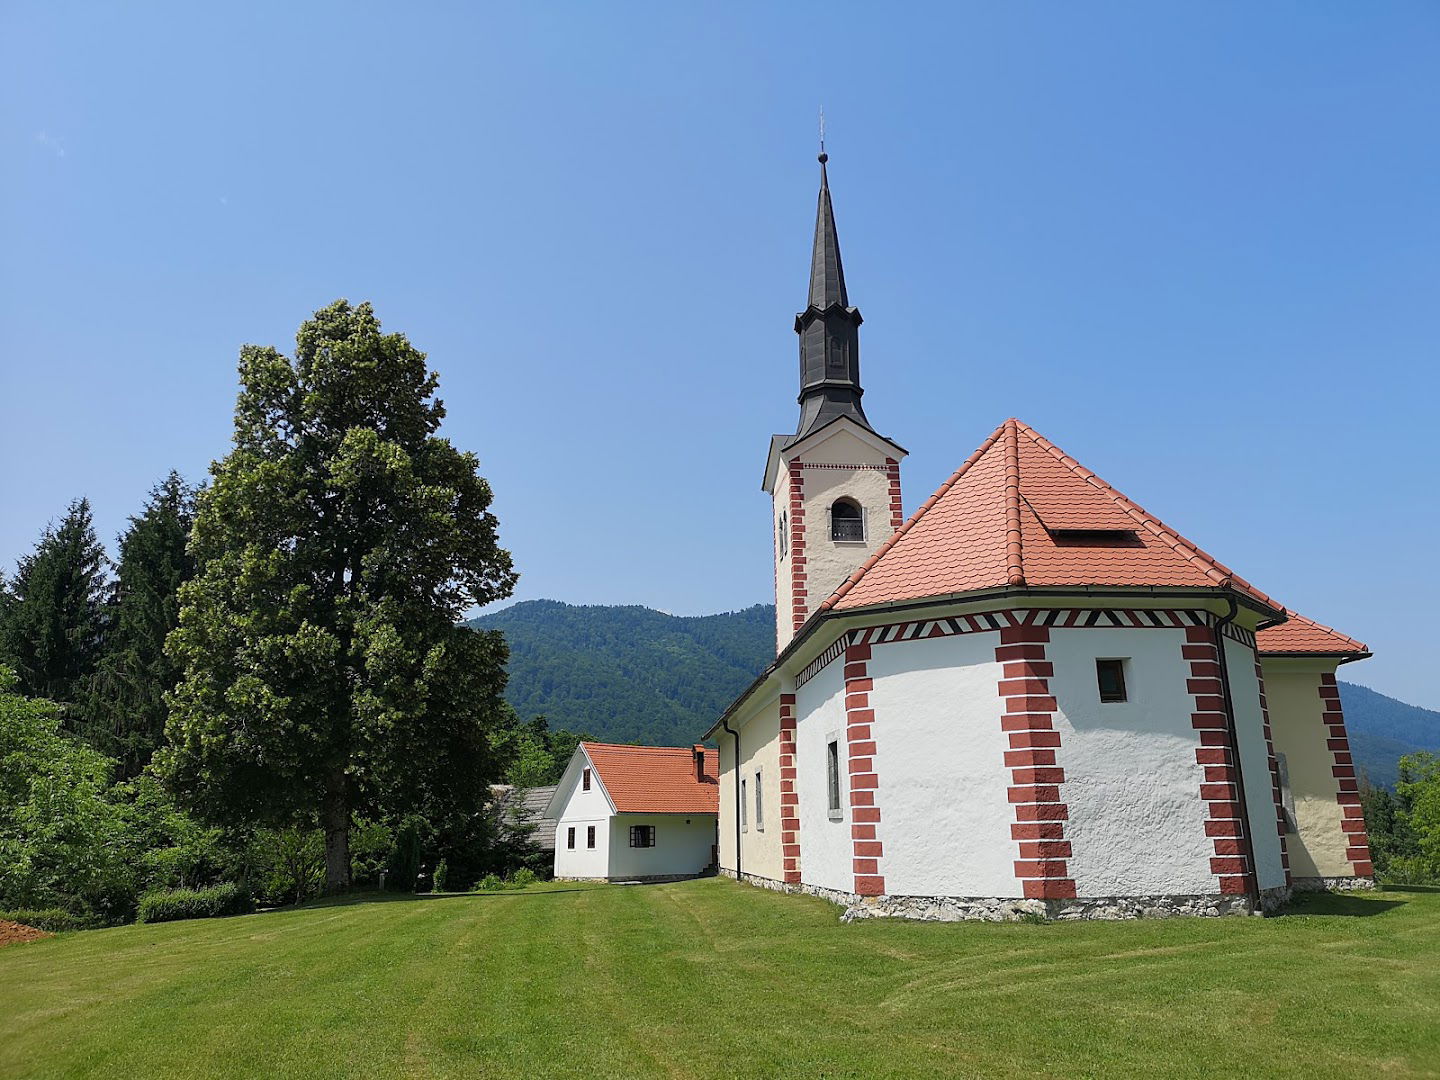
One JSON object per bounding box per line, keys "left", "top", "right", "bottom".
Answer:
{"left": 778, "top": 511, "right": 788, "bottom": 558}
{"left": 830, "top": 498, "right": 864, "bottom": 542}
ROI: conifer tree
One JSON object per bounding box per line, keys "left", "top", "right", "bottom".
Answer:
{"left": 0, "top": 498, "right": 110, "bottom": 706}
{"left": 83, "top": 473, "right": 198, "bottom": 777}
{"left": 159, "top": 300, "right": 518, "bottom": 892}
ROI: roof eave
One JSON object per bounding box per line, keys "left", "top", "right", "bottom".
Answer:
{"left": 705, "top": 583, "right": 1283, "bottom": 741}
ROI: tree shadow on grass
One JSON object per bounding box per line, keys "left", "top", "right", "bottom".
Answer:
{"left": 1275, "top": 892, "right": 1406, "bottom": 918}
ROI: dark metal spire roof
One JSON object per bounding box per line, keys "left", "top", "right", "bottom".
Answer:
{"left": 790, "top": 152, "right": 875, "bottom": 445}
{"left": 808, "top": 154, "right": 849, "bottom": 310}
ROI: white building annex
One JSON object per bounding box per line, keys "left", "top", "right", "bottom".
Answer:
{"left": 703, "top": 152, "right": 1374, "bottom": 921}
{"left": 546, "top": 742, "right": 719, "bottom": 882}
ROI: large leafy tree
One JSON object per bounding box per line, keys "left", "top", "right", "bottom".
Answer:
{"left": 82, "top": 473, "right": 198, "bottom": 778}
{"left": 0, "top": 498, "right": 109, "bottom": 706}
{"left": 159, "top": 300, "right": 517, "bottom": 891}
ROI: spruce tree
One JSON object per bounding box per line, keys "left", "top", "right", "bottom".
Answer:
{"left": 83, "top": 473, "right": 197, "bottom": 777}
{"left": 0, "top": 498, "right": 110, "bottom": 706}
{"left": 159, "top": 300, "right": 518, "bottom": 891}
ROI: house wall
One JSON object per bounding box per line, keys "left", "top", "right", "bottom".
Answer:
{"left": 863, "top": 632, "right": 1013, "bottom": 896}
{"left": 794, "top": 656, "right": 853, "bottom": 892}
{"left": 1263, "top": 660, "right": 1353, "bottom": 879}
{"left": 1047, "top": 627, "right": 1216, "bottom": 896}
{"left": 606, "top": 814, "right": 718, "bottom": 879}
{"left": 1224, "top": 638, "right": 1289, "bottom": 891}
{"left": 552, "top": 758, "right": 613, "bottom": 879}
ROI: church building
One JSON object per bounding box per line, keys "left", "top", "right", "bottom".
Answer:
{"left": 705, "top": 154, "right": 1374, "bottom": 920}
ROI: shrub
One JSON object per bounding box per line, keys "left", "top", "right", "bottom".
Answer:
{"left": 471, "top": 874, "right": 505, "bottom": 892}
{"left": 510, "top": 868, "right": 538, "bottom": 887}
{"left": 0, "top": 908, "right": 107, "bottom": 932}
{"left": 136, "top": 882, "right": 253, "bottom": 924}
{"left": 433, "top": 859, "right": 449, "bottom": 893}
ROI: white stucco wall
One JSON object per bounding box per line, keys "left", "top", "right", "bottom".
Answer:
{"left": 724, "top": 695, "right": 784, "bottom": 881}
{"left": 794, "top": 655, "right": 853, "bottom": 893}
{"left": 864, "top": 632, "right": 1014, "bottom": 896}
{"left": 798, "top": 464, "right": 892, "bottom": 616}
{"left": 1224, "top": 638, "right": 1287, "bottom": 891}
{"left": 606, "top": 814, "right": 718, "bottom": 879}
{"left": 773, "top": 425, "right": 899, "bottom": 651}
{"left": 1047, "top": 627, "right": 1216, "bottom": 897}
{"left": 1262, "top": 659, "right": 1352, "bottom": 878}
{"left": 552, "top": 754, "right": 613, "bottom": 879}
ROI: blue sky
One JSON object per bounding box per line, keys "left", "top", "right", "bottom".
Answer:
{"left": 2, "top": 3, "right": 1437, "bottom": 706}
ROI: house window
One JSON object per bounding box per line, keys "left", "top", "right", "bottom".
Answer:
{"left": 830, "top": 498, "right": 864, "bottom": 542}
{"left": 779, "top": 512, "right": 788, "bottom": 558}
{"left": 754, "top": 769, "right": 764, "bottom": 831}
{"left": 827, "top": 740, "right": 842, "bottom": 818}
{"left": 1275, "top": 752, "right": 1298, "bottom": 834}
{"left": 1096, "top": 658, "right": 1128, "bottom": 703}
{"left": 629, "top": 825, "right": 657, "bottom": 848}
{"left": 567, "top": 826, "right": 576, "bottom": 850}
{"left": 740, "top": 778, "right": 748, "bottom": 832}
{"left": 586, "top": 825, "right": 596, "bottom": 849}
{"left": 582, "top": 767, "right": 591, "bottom": 791}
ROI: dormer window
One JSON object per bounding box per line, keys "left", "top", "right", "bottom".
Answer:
{"left": 830, "top": 498, "right": 864, "bottom": 542}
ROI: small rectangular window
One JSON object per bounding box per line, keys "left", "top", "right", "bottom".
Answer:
{"left": 827, "top": 740, "right": 842, "bottom": 816}
{"left": 740, "top": 778, "right": 748, "bottom": 831}
{"left": 567, "top": 826, "right": 576, "bottom": 850}
{"left": 629, "top": 825, "right": 656, "bottom": 848}
{"left": 755, "top": 770, "right": 764, "bottom": 831}
{"left": 582, "top": 767, "right": 591, "bottom": 791}
{"left": 586, "top": 825, "right": 596, "bottom": 849}
{"left": 1096, "top": 658, "right": 1128, "bottom": 703}
{"left": 1275, "top": 752, "right": 1298, "bottom": 834}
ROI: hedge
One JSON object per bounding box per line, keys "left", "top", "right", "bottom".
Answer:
{"left": 0, "top": 908, "right": 108, "bottom": 933}
{"left": 136, "top": 883, "right": 253, "bottom": 924}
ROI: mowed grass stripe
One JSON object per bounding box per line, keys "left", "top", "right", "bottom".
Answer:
{"left": 2, "top": 880, "right": 1438, "bottom": 1078}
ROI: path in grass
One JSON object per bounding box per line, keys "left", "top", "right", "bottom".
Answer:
{"left": 3, "top": 879, "right": 1438, "bottom": 1078}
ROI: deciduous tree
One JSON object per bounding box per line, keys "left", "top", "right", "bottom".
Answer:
{"left": 159, "top": 300, "right": 517, "bottom": 892}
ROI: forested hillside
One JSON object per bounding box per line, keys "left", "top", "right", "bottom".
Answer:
{"left": 472, "top": 601, "right": 1439, "bottom": 786}
{"left": 468, "top": 601, "right": 774, "bottom": 745}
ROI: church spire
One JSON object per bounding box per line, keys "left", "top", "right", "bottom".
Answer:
{"left": 793, "top": 151, "right": 872, "bottom": 442}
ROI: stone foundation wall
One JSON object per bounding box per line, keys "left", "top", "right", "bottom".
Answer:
{"left": 723, "top": 868, "right": 1293, "bottom": 920}
{"left": 1292, "top": 875, "right": 1376, "bottom": 893}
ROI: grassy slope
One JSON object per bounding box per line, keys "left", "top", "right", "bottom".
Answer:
{"left": 4, "top": 881, "right": 1439, "bottom": 1079}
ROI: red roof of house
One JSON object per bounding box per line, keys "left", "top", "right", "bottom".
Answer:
{"left": 582, "top": 742, "right": 719, "bottom": 814}
{"left": 1257, "top": 610, "right": 1369, "bottom": 657}
{"left": 821, "top": 418, "right": 1283, "bottom": 615}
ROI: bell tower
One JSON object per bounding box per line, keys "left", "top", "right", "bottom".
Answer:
{"left": 763, "top": 152, "right": 906, "bottom": 652}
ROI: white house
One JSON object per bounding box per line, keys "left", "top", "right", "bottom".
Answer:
{"left": 703, "top": 153, "right": 1373, "bottom": 921}
{"left": 546, "top": 742, "right": 719, "bottom": 882}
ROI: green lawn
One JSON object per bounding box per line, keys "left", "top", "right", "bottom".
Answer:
{"left": 3, "top": 879, "right": 1438, "bottom": 1079}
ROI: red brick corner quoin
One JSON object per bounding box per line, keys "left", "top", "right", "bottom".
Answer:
{"left": 995, "top": 624, "right": 1077, "bottom": 900}
{"left": 843, "top": 643, "right": 885, "bottom": 896}
{"left": 1182, "top": 626, "right": 1251, "bottom": 895}
{"left": 1320, "top": 674, "right": 1374, "bottom": 877}
{"left": 778, "top": 693, "right": 802, "bottom": 884}
{"left": 787, "top": 461, "right": 808, "bottom": 636}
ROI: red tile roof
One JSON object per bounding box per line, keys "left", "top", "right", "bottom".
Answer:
{"left": 821, "top": 418, "right": 1283, "bottom": 616}
{"left": 1257, "top": 610, "right": 1369, "bottom": 657}
{"left": 582, "top": 742, "right": 719, "bottom": 814}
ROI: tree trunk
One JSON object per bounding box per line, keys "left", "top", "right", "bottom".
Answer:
{"left": 322, "top": 768, "right": 351, "bottom": 893}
